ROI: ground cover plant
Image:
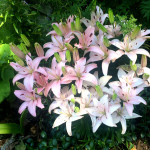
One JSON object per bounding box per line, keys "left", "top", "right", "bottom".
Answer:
{"left": 0, "top": 0, "right": 150, "bottom": 150}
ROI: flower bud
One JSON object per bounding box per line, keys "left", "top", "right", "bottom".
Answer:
{"left": 13, "top": 55, "right": 25, "bottom": 66}
{"left": 112, "top": 92, "right": 117, "bottom": 100}
{"left": 20, "top": 43, "right": 29, "bottom": 55}
{"left": 65, "top": 43, "right": 74, "bottom": 52}
{"left": 71, "top": 22, "right": 75, "bottom": 31}
{"left": 52, "top": 24, "right": 62, "bottom": 36}
{"left": 75, "top": 16, "right": 83, "bottom": 32}
{"left": 108, "top": 8, "right": 114, "bottom": 24}
{"left": 95, "top": 85, "right": 103, "bottom": 98}
{"left": 34, "top": 88, "right": 43, "bottom": 95}
{"left": 73, "top": 48, "right": 79, "bottom": 62}
{"left": 75, "top": 106, "right": 80, "bottom": 113}
{"left": 130, "top": 61, "right": 137, "bottom": 71}
{"left": 20, "top": 34, "right": 30, "bottom": 47}
{"left": 66, "top": 50, "right": 71, "bottom": 62}
{"left": 141, "top": 55, "right": 147, "bottom": 68}
{"left": 71, "top": 84, "right": 76, "bottom": 95}
{"left": 34, "top": 42, "right": 44, "bottom": 57}
{"left": 10, "top": 43, "right": 25, "bottom": 59}
{"left": 130, "top": 26, "right": 141, "bottom": 40}
{"left": 62, "top": 66, "right": 67, "bottom": 75}
{"left": 96, "top": 21, "right": 107, "bottom": 33}
{"left": 103, "top": 36, "right": 110, "bottom": 47}
{"left": 71, "top": 98, "right": 75, "bottom": 104}
{"left": 54, "top": 52, "right": 62, "bottom": 63}
{"left": 143, "top": 73, "right": 149, "bottom": 80}
{"left": 16, "top": 82, "right": 26, "bottom": 90}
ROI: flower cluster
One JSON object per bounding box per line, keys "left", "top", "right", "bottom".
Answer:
{"left": 10, "top": 6, "right": 150, "bottom": 136}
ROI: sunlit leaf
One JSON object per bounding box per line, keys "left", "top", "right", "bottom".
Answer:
{"left": 0, "top": 123, "right": 21, "bottom": 134}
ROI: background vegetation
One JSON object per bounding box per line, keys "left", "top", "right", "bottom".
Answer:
{"left": 0, "top": 0, "right": 150, "bottom": 149}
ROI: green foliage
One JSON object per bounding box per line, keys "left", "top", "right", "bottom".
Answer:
{"left": 116, "top": 15, "right": 137, "bottom": 36}
{"left": 20, "top": 109, "right": 28, "bottom": 134}
{"left": 0, "top": 123, "right": 21, "bottom": 134}
{"left": 0, "top": 44, "right": 14, "bottom": 65}
{"left": 0, "top": 80, "right": 10, "bottom": 103}
{"left": 15, "top": 141, "right": 26, "bottom": 150}
{"left": 0, "top": 44, "right": 14, "bottom": 103}
{"left": 140, "top": 0, "right": 150, "bottom": 21}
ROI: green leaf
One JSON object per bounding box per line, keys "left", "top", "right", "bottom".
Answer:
{"left": 4, "top": 11, "right": 8, "bottom": 22}
{"left": 13, "top": 23, "right": 19, "bottom": 34}
{"left": 15, "top": 141, "right": 26, "bottom": 150}
{"left": 0, "top": 123, "right": 21, "bottom": 134}
{"left": 108, "top": 8, "right": 114, "bottom": 24}
{"left": 1, "top": 65, "right": 14, "bottom": 81}
{"left": 52, "top": 24, "right": 62, "bottom": 36}
{"left": 0, "top": 80, "right": 10, "bottom": 103}
{"left": 0, "top": 44, "right": 11, "bottom": 62}
{"left": 96, "top": 21, "right": 107, "bottom": 33}
{"left": 0, "top": 21, "right": 4, "bottom": 28}
{"left": 20, "top": 109, "right": 28, "bottom": 134}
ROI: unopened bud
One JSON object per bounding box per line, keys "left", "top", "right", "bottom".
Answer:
{"left": 10, "top": 43, "right": 25, "bottom": 59}
{"left": 65, "top": 43, "right": 74, "bottom": 52}
{"left": 20, "top": 34, "right": 30, "bottom": 47}
{"left": 71, "top": 22, "right": 75, "bottom": 31}
{"left": 130, "top": 26, "right": 141, "bottom": 40}
{"left": 143, "top": 73, "right": 149, "bottom": 80}
{"left": 112, "top": 92, "right": 117, "bottom": 100}
{"left": 75, "top": 106, "right": 80, "bottom": 113}
{"left": 62, "top": 67, "right": 67, "bottom": 75}
{"left": 52, "top": 24, "right": 62, "bottom": 36}
{"left": 95, "top": 85, "right": 103, "bottom": 98}
{"left": 71, "top": 98, "right": 75, "bottom": 104}
{"left": 54, "top": 52, "right": 62, "bottom": 63}
{"left": 108, "top": 8, "right": 114, "bottom": 24}
{"left": 34, "top": 42, "right": 44, "bottom": 57}
{"left": 141, "top": 55, "right": 147, "bottom": 68}
{"left": 130, "top": 61, "right": 137, "bottom": 71}
{"left": 66, "top": 50, "right": 71, "bottom": 62}
{"left": 73, "top": 48, "right": 79, "bottom": 62}
{"left": 103, "top": 36, "right": 110, "bottom": 47}
{"left": 16, "top": 82, "right": 26, "bottom": 90}
{"left": 13, "top": 55, "right": 25, "bottom": 66}
{"left": 75, "top": 16, "right": 83, "bottom": 32}
{"left": 71, "top": 84, "right": 76, "bottom": 95}
{"left": 20, "top": 43, "right": 29, "bottom": 54}
{"left": 96, "top": 21, "right": 107, "bottom": 33}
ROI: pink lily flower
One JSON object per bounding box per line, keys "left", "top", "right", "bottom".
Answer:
{"left": 14, "top": 86, "right": 44, "bottom": 117}
{"left": 44, "top": 58, "right": 69, "bottom": 97}
{"left": 86, "top": 95, "right": 120, "bottom": 132}
{"left": 109, "top": 82, "right": 146, "bottom": 116}
{"left": 10, "top": 53, "right": 47, "bottom": 91}
{"left": 49, "top": 86, "right": 74, "bottom": 113}
{"left": 44, "top": 35, "right": 74, "bottom": 59}
{"left": 111, "top": 35, "right": 150, "bottom": 64}
{"left": 87, "top": 36, "right": 123, "bottom": 75}
{"left": 46, "top": 15, "right": 74, "bottom": 38}
{"left": 81, "top": 6, "right": 108, "bottom": 29}
{"left": 117, "top": 68, "right": 145, "bottom": 88}
{"left": 74, "top": 26, "right": 96, "bottom": 50}
{"left": 136, "top": 29, "right": 150, "bottom": 39}
{"left": 83, "top": 71, "right": 112, "bottom": 97}
{"left": 112, "top": 107, "right": 141, "bottom": 134}
{"left": 62, "top": 57, "right": 97, "bottom": 93}
{"left": 74, "top": 88, "right": 94, "bottom": 115}
{"left": 52, "top": 103, "right": 84, "bottom": 136}
{"left": 105, "top": 24, "right": 122, "bottom": 39}
{"left": 34, "top": 72, "right": 48, "bottom": 94}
